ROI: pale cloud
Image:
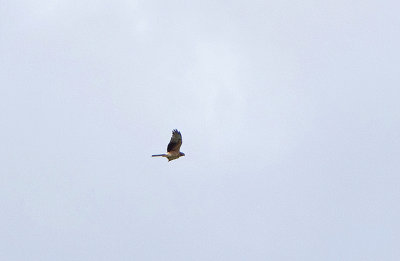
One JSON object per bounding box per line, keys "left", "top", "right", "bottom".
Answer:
{"left": 1, "top": 0, "right": 399, "bottom": 260}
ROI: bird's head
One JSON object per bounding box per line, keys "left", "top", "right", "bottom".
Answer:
{"left": 180, "top": 152, "right": 185, "bottom": 157}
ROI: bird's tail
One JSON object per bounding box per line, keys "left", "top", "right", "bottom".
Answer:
{"left": 152, "top": 154, "right": 166, "bottom": 157}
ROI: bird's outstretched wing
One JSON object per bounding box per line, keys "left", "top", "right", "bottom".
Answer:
{"left": 167, "top": 129, "right": 182, "bottom": 153}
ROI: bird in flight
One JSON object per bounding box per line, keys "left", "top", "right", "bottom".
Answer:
{"left": 152, "top": 129, "right": 185, "bottom": 161}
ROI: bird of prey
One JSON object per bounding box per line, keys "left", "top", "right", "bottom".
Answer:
{"left": 152, "top": 129, "right": 185, "bottom": 161}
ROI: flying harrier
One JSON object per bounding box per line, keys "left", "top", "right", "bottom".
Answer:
{"left": 152, "top": 129, "right": 185, "bottom": 161}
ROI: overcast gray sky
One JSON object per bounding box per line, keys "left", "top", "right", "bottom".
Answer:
{"left": 1, "top": 0, "right": 399, "bottom": 260}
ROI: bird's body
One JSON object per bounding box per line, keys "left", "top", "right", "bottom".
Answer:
{"left": 152, "top": 129, "right": 185, "bottom": 161}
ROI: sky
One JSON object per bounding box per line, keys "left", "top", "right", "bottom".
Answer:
{"left": 1, "top": 0, "right": 399, "bottom": 260}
